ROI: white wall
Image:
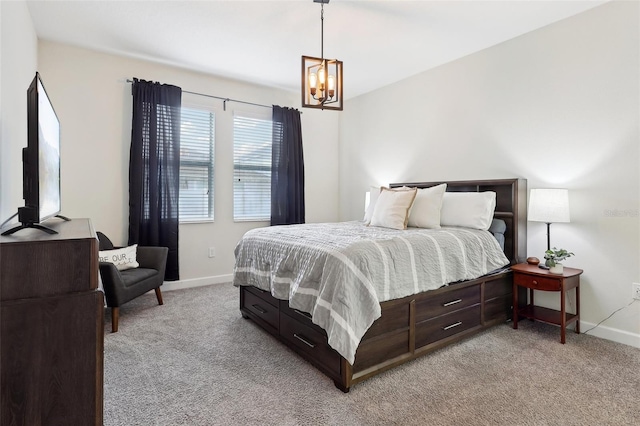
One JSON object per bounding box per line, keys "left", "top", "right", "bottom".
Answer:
{"left": 340, "top": 1, "right": 640, "bottom": 346}
{"left": 0, "top": 0, "right": 38, "bottom": 222}
{"left": 35, "top": 42, "right": 339, "bottom": 286}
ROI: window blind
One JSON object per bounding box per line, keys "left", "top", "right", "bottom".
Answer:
{"left": 179, "top": 107, "right": 215, "bottom": 221}
{"left": 233, "top": 113, "right": 272, "bottom": 221}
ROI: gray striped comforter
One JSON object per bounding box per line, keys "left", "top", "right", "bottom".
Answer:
{"left": 232, "top": 221, "right": 509, "bottom": 364}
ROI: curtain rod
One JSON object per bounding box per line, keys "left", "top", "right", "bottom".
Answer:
{"left": 126, "top": 79, "right": 273, "bottom": 112}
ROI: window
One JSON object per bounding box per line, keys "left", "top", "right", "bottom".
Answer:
{"left": 233, "top": 112, "right": 272, "bottom": 221}
{"left": 179, "top": 107, "right": 215, "bottom": 222}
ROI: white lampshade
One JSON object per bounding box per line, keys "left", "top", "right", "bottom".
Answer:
{"left": 528, "top": 189, "right": 570, "bottom": 223}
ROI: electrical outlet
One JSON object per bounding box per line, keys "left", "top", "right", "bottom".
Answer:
{"left": 633, "top": 283, "right": 640, "bottom": 300}
{"left": 208, "top": 247, "right": 216, "bottom": 258}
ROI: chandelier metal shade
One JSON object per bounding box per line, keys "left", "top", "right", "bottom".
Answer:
{"left": 301, "top": 0, "right": 343, "bottom": 111}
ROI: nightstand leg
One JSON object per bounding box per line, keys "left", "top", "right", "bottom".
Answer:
{"left": 560, "top": 286, "right": 566, "bottom": 344}
{"left": 529, "top": 288, "right": 535, "bottom": 321}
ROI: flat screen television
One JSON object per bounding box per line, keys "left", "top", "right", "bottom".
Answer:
{"left": 2, "top": 72, "right": 67, "bottom": 236}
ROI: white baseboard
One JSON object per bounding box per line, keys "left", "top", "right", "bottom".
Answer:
{"left": 161, "top": 274, "right": 233, "bottom": 292}
{"left": 581, "top": 321, "right": 640, "bottom": 349}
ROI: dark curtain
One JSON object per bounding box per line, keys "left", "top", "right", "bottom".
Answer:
{"left": 271, "top": 106, "right": 305, "bottom": 226}
{"left": 129, "top": 78, "right": 181, "bottom": 281}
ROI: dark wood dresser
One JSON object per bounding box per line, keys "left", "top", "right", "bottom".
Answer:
{"left": 1, "top": 218, "right": 104, "bottom": 425}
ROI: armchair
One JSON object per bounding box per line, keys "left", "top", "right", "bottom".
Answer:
{"left": 97, "top": 232, "right": 168, "bottom": 332}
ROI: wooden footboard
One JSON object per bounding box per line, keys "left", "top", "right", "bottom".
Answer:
{"left": 240, "top": 270, "right": 524, "bottom": 392}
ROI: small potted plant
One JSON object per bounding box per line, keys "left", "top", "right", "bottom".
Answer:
{"left": 544, "top": 247, "right": 574, "bottom": 274}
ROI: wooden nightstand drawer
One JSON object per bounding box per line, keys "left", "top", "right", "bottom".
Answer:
{"left": 513, "top": 273, "right": 561, "bottom": 291}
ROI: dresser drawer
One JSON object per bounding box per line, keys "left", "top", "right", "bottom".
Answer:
{"left": 415, "top": 284, "right": 480, "bottom": 322}
{"left": 415, "top": 304, "right": 481, "bottom": 348}
{"left": 513, "top": 273, "right": 561, "bottom": 291}
{"left": 280, "top": 312, "right": 341, "bottom": 378}
{"left": 241, "top": 288, "right": 279, "bottom": 331}
{"left": 244, "top": 285, "right": 279, "bottom": 308}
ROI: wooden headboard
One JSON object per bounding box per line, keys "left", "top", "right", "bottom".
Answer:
{"left": 390, "top": 178, "right": 527, "bottom": 265}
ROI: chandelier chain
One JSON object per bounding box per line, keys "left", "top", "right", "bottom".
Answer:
{"left": 320, "top": 4, "right": 324, "bottom": 59}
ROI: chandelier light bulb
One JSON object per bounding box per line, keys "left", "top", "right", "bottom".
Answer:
{"left": 319, "top": 67, "right": 327, "bottom": 86}
{"left": 309, "top": 72, "right": 317, "bottom": 88}
{"left": 328, "top": 74, "right": 335, "bottom": 92}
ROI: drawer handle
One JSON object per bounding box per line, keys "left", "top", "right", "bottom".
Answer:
{"left": 443, "top": 321, "right": 463, "bottom": 331}
{"left": 252, "top": 304, "right": 267, "bottom": 314}
{"left": 532, "top": 280, "right": 538, "bottom": 286}
{"left": 443, "top": 299, "right": 462, "bottom": 307}
{"left": 293, "top": 333, "right": 316, "bottom": 348}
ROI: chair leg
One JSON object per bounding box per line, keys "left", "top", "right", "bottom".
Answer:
{"left": 155, "top": 287, "right": 164, "bottom": 305}
{"left": 111, "top": 307, "right": 119, "bottom": 333}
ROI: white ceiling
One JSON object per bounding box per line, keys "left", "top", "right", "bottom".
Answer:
{"left": 26, "top": 0, "right": 607, "bottom": 99}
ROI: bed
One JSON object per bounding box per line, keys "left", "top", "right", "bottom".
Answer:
{"left": 234, "top": 178, "right": 527, "bottom": 392}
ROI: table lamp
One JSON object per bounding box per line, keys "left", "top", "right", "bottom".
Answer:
{"left": 528, "top": 188, "right": 570, "bottom": 259}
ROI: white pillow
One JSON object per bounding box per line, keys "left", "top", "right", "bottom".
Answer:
{"left": 440, "top": 191, "right": 496, "bottom": 230}
{"left": 363, "top": 186, "right": 382, "bottom": 225}
{"left": 99, "top": 244, "right": 139, "bottom": 271}
{"left": 369, "top": 187, "right": 417, "bottom": 230}
{"left": 407, "top": 183, "right": 447, "bottom": 229}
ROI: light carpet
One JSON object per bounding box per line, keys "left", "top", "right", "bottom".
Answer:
{"left": 104, "top": 283, "right": 640, "bottom": 426}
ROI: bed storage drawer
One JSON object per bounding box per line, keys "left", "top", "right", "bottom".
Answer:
{"left": 484, "top": 295, "right": 512, "bottom": 323}
{"left": 415, "top": 284, "right": 480, "bottom": 322}
{"left": 280, "top": 312, "right": 341, "bottom": 378}
{"left": 483, "top": 273, "right": 513, "bottom": 323}
{"left": 353, "top": 330, "right": 410, "bottom": 372}
{"left": 484, "top": 274, "right": 512, "bottom": 300}
{"left": 244, "top": 285, "right": 279, "bottom": 307}
{"left": 241, "top": 288, "right": 279, "bottom": 332}
{"left": 279, "top": 300, "right": 317, "bottom": 328}
{"left": 415, "top": 304, "right": 481, "bottom": 348}
{"left": 361, "top": 300, "right": 410, "bottom": 341}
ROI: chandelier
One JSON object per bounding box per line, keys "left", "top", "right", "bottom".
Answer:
{"left": 301, "top": 0, "right": 343, "bottom": 111}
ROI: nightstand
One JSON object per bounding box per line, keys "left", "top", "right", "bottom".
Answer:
{"left": 511, "top": 263, "right": 583, "bottom": 343}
